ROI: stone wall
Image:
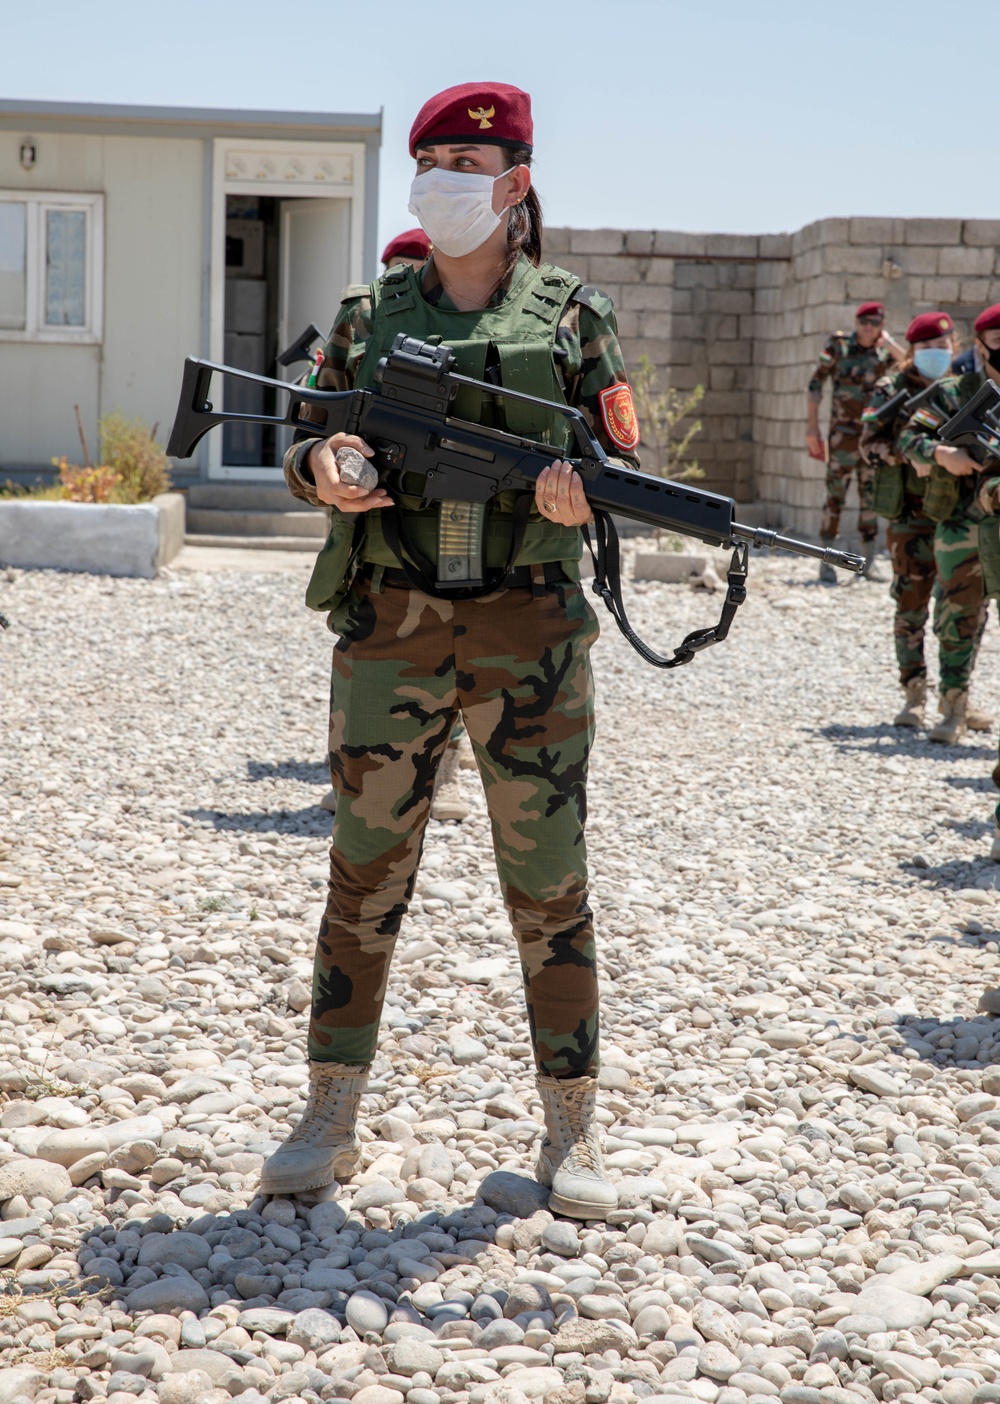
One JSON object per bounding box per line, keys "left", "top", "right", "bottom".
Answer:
{"left": 545, "top": 219, "right": 1000, "bottom": 540}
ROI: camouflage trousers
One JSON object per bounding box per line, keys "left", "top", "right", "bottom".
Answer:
{"left": 933, "top": 510, "right": 989, "bottom": 693}
{"left": 886, "top": 505, "right": 936, "bottom": 685}
{"left": 820, "top": 425, "right": 877, "bottom": 542}
{"left": 309, "top": 573, "right": 601, "bottom": 1078}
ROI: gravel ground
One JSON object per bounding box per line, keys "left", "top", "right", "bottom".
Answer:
{"left": 2, "top": 545, "right": 1000, "bottom": 1404}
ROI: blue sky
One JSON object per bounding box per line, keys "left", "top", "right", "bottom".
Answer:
{"left": 3, "top": 0, "right": 996, "bottom": 256}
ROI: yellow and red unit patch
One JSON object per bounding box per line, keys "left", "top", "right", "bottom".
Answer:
{"left": 599, "top": 383, "right": 640, "bottom": 451}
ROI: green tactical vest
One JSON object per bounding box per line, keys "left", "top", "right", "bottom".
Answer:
{"left": 304, "top": 259, "right": 590, "bottom": 613}
{"left": 922, "top": 372, "right": 984, "bottom": 524}
{"left": 357, "top": 259, "right": 587, "bottom": 576}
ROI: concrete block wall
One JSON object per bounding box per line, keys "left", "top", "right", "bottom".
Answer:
{"left": 752, "top": 217, "right": 1000, "bottom": 537}
{"left": 546, "top": 218, "right": 1000, "bottom": 540}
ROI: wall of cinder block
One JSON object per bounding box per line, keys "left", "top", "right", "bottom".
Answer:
{"left": 545, "top": 219, "right": 1000, "bottom": 539}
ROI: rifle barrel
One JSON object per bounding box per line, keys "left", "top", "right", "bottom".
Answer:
{"left": 733, "top": 524, "right": 865, "bottom": 573}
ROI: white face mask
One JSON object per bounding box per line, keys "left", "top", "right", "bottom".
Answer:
{"left": 407, "top": 165, "right": 515, "bottom": 258}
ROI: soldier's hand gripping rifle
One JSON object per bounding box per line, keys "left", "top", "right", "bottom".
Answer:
{"left": 167, "top": 334, "right": 863, "bottom": 669}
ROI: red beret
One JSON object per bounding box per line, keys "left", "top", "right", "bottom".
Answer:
{"left": 975, "top": 303, "right": 1000, "bottom": 334}
{"left": 409, "top": 82, "right": 532, "bottom": 157}
{"left": 906, "top": 311, "right": 954, "bottom": 343}
{"left": 381, "top": 228, "right": 431, "bottom": 265}
{"left": 856, "top": 301, "right": 885, "bottom": 319}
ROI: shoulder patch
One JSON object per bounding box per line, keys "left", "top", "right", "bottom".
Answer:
{"left": 338, "top": 283, "right": 370, "bottom": 302}
{"left": 599, "top": 382, "right": 640, "bottom": 451}
{"left": 572, "top": 284, "right": 614, "bottom": 319}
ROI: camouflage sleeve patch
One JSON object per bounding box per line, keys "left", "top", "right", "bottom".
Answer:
{"left": 808, "top": 334, "right": 840, "bottom": 399}
{"left": 573, "top": 303, "right": 640, "bottom": 470}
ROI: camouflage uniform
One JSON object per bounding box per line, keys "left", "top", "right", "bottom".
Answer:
{"left": 896, "top": 371, "right": 990, "bottom": 693}
{"left": 809, "top": 331, "right": 894, "bottom": 542}
{"left": 285, "top": 255, "right": 639, "bottom": 1076}
{"left": 860, "top": 368, "right": 937, "bottom": 684}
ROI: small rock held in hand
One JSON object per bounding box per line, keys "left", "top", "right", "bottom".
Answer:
{"left": 336, "top": 445, "right": 379, "bottom": 493}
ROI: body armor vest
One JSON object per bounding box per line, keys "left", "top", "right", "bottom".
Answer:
{"left": 352, "top": 257, "right": 585, "bottom": 587}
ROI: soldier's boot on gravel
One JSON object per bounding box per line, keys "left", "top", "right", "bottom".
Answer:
{"left": 818, "top": 539, "right": 838, "bottom": 586}
{"left": 893, "top": 676, "right": 927, "bottom": 728}
{"left": 430, "top": 742, "right": 469, "bottom": 822}
{"left": 966, "top": 697, "right": 995, "bottom": 732}
{"left": 861, "top": 540, "right": 886, "bottom": 582}
{"left": 456, "top": 730, "right": 478, "bottom": 770}
{"left": 535, "top": 1075, "right": 618, "bottom": 1220}
{"left": 928, "top": 688, "right": 969, "bottom": 745}
{"left": 259, "top": 1061, "right": 368, "bottom": 1196}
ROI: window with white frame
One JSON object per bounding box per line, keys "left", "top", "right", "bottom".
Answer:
{"left": 0, "top": 192, "right": 103, "bottom": 342}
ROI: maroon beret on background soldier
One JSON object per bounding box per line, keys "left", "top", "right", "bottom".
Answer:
{"left": 381, "top": 229, "right": 431, "bottom": 266}
{"left": 856, "top": 301, "right": 885, "bottom": 320}
{"left": 975, "top": 304, "right": 1000, "bottom": 335}
{"left": 906, "top": 312, "right": 954, "bottom": 343}
{"left": 409, "top": 81, "right": 533, "bottom": 154}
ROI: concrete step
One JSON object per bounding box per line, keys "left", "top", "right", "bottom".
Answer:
{"left": 186, "top": 507, "right": 328, "bottom": 538}
{"left": 183, "top": 534, "right": 320, "bottom": 552}
{"left": 187, "top": 484, "right": 300, "bottom": 511}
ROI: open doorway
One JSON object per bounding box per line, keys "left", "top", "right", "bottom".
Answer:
{"left": 221, "top": 192, "right": 351, "bottom": 470}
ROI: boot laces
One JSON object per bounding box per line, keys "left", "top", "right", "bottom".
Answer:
{"left": 287, "top": 1068, "right": 364, "bottom": 1147}
{"left": 546, "top": 1080, "right": 603, "bottom": 1176}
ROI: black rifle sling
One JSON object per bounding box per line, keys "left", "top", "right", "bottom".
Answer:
{"left": 380, "top": 493, "right": 534, "bottom": 600}
{"left": 585, "top": 510, "right": 749, "bottom": 669}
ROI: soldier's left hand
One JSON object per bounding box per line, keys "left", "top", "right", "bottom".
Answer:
{"left": 536, "top": 462, "right": 593, "bottom": 527}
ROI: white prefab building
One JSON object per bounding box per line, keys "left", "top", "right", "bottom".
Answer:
{"left": 0, "top": 98, "right": 381, "bottom": 484}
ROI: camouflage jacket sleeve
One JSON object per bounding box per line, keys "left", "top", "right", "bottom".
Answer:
{"left": 896, "top": 377, "right": 965, "bottom": 471}
{"left": 283, "top": 291, "right": 374, "bottom": 508}
{"left": 560, "top": 294, "right": 640, "bottom": 471}
{"left": 859, "top": 371, "right": 907, "bottom": 465}
{"left": 807, "top": 334, "right": 840, "bottom": 402}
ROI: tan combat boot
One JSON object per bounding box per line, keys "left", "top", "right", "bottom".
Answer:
{"left": 259, "top": 1061, "right": 368, "bottom": 1196}
{"left": 536, "top": 1075, "right": 618, "bottom": 1220}
{"left": 430, "top": 743, "right": 469, "bottom": 822}
{"left": 966, "top": 697, "right": 995, "bottom": 732}
{"left": 456, "top": 730, "right": 478, "bottom": 770}
{"left": 928, "top": 688, "right": 968, "bottom": 744}
{"left": 893, "top": 676, "right": 926, "bottom": 728}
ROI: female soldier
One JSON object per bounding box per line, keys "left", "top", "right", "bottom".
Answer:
{"left": 898, "top": 303, "right": 1000, "bottom": 747}
{"left": 260, "top": 83, "right": 640, "bottom": 1219}
{"left": 860, "top": 312, "right": 965, "bottom": 731}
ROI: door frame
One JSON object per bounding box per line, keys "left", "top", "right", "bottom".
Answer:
{"left": 207, "top": 136, "right": 366, "bottom": 481}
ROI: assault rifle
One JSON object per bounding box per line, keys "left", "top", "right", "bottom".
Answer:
{"left": 167, "top": 335, "right": 863, "bottom": 668}
{"left": 865, "top": 378, "right": 943, "bottom": 428}
{"left": 937, "top": 379, "right": 1000, "bottom": 463}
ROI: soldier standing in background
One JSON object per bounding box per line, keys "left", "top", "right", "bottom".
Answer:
{"left": 860, "top": 313, "right": 955, "bottom": 728}
{"left": 807, "top": 300, "right": 904, "bottom": 582}
{"left": 380, "top": 228, "right": 431, "bottom": 271}
{"left": 897, "top": 303, "right": 1000, "bottom": 750}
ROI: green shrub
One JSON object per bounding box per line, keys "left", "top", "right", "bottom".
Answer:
{"left": 99, "top": 412, "right": 172, "bottom": 503}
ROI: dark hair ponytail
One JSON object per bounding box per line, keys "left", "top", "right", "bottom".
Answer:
{"left": 499, "top": 144, "right": 542, "bottom": 266}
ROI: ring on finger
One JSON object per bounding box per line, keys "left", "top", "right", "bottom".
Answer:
{"left": 543, "top": 501, "right": 556, "bottom": 513}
